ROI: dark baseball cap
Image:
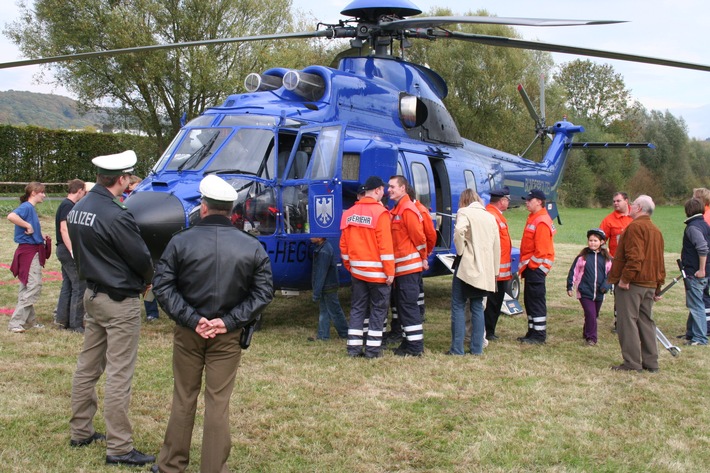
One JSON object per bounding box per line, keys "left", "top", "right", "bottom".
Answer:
{"left": 490, "top": 186, "right": 510, "bottom": 198}
{"left": 359, "top": 176, "right": 385, "bottom": 193}
{"left": 523, "top": 189, "right": 546, "bottom": 201}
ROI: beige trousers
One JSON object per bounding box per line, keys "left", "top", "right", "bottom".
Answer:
{"left": 8, "top": 253, "right": 42, "bottom": 330}
{"left": 70, "top": 291, "right": 141, "bottom": 455}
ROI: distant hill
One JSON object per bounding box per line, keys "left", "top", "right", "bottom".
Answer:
{"left": 0, "top": 90, "right": 109, "bottom": 129}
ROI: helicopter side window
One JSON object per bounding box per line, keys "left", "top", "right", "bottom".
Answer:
{"left": 277, "top": 134, "right": 298, "bottom": 179}
{"left": 464, "top": 170, "right": 477, "bottom": 192}
{"left": 411, "top": 162, "right": 431, "bottom": 209}
{"left": 310, "top": 126, "right": 341, "bottom": 180}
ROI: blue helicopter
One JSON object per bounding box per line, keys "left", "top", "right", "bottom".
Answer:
{"left": 3, "top": 0, "right": 708, "bottom": 295}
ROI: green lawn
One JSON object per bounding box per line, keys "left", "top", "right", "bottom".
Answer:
{"left": 0, "top": 204, "right": 707, "bottom": 472}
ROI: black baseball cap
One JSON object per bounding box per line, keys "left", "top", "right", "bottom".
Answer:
{"left": 359, "top": 176, "right": 385, "bottom": 193}
{"left": 523, "top": 189, "right": 546, "bottom": 201}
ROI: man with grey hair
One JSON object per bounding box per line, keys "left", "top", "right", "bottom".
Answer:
{"left": 608, "top": 195, "right": 665, "bottom": 372}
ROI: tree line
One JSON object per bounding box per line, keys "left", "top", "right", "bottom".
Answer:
{"left": 4, "top": 2, "right": 710, "bottom": 204}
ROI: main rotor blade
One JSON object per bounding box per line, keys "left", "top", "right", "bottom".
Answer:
{"left": 0, "top": 30, "right": 339, "bottom": 70}
{"left": 425, "top": 31, "right": 710, "bottom": 73}
{"left": 384, "top": 16, "right": 625, "bottom": 30}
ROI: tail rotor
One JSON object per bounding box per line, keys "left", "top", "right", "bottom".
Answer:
{"left": 518, "top": 74, "right": 550, "bottom": 158}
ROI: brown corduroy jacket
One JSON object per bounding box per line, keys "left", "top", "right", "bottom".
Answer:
{"left": 608, "top": 215, "right": 665, "bottom": 291}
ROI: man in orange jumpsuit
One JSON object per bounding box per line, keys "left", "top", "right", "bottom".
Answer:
{"left": 517, "top": 189, "right": 555, "bottom": 345}
{"left": 484, "top": 186, "right": 512, "bottom": 341}
{"left": 340, "top": 176, "right": 394, "bottom": 358}
{"left": 385, "top": 185, "right": 437, "bottom": 344}
{"left": 388, "top": 175, "right": 428, "bottom": 356}
{"left": 600, "top": 192, "right": 632, "bottom": 258}
{"left": 599, "top": 191, "right": 633, "bottom": 333}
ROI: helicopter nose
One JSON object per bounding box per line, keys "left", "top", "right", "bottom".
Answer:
{"left": 124, "top": 191, "right": 186, "bottom": 261}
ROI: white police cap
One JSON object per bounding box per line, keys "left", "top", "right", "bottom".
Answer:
{"left": 199, "top": 175, "right": 238, "bottom": 202}
{"left": 91, "top": 150, "right": 137, "bottom": 176}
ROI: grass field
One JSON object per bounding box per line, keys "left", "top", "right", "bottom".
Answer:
{"left": 0, "top": 202, "right": 708, "bottom": 472}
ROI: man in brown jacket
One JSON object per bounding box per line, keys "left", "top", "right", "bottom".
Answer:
{"left": 608, "top": 194, "right": 665, "bottom": 372}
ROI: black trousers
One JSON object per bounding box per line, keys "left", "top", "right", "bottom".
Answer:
{"left": 484, "top": 279, "right": 510, "bottom": 337}
{"left": 523, "top": 268, "right": 547, "bottom": 340}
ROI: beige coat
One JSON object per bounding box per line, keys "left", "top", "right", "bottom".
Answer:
{"left": 454, "top": 202, "right": 501, "bottom": 293}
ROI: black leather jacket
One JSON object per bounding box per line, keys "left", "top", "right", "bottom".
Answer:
{"left": 153, "top": 215, "right": 274, "bottom": 331}
{"left": 67, "top": 185, "right": 153, "bottom": 298}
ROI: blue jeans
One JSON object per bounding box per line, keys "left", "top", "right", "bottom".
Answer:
{"left": 317, "top": 290, "right": 348, "bottom": 340}
{"left": 55, "top": 244, "right": 86, "bottom": 329}
{"left": 685, "top": 276, "right": 709, "bottom": 344}
{"left": 450, "top": 277, "right": 485, "bottom": 355}
{"left": 144, "top": 299, "right": 159, "bottom": 320}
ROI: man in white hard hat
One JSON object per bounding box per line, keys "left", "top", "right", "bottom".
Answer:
{"left": 67, "top": 150, "right": 156, "bottom": 467}
{"left": 152, "top": 174, "right": 274, "bottom": 473}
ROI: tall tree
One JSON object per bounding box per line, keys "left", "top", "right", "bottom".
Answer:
{"left": 640, "top": 110, "right": 691, "bottom": 201}
{"left": 6, "top": 0, "right": 314, "bottom": 149}
{"left": 554, "top": 59, "right": 630, "bottom": 127}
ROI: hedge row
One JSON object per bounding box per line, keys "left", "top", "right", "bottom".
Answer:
{"left": 0, "top": 125, "right": 160, "bottom": 192}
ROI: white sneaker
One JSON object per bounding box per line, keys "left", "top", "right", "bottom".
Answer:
{"left": 10, "top": 327, "right": 25, "bottom": 333}
{"left": 32, "top": 323, "right": 45, "bottom": 329}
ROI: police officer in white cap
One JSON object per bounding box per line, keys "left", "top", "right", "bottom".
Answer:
{"left": 67, "top": 150, "right": 156, "bottom": 467}
{"left": 152, "top": 175, "right": 274, "bottom": 473}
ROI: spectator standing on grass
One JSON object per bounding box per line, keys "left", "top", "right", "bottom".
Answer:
{"left": 67, "top": 150, "right": 156, "bottom": 467}
{"left": 7, "top": 181, "right": 50, "bottom": 333}
{"left": 388, "top": 175, "right": 428, "bottom": 357}
{"left": 340, "top": 176, "right": 394, "bottom": 359}
{"left": 484, "top": 186, "right": 512, "bottom": 341}
{"left": 121, "top": 175, "right": 160, "bottom": 322}
{"left": 516, "top": 189, "right": 555, "bottom": 345}
{"left": 308, "top": 236, "right": 348, "bottom": 341}
{"left": 386, "top": 185, "right": 436, "bottom": 343}
{"left": 608, "top": 195, "right": 665, "bottom": 373}
{"left": 693, "top": 187, "right": 710, "bottom": 227}
{"left": 600, "top": 192, "right": 633, "bottom": 257}
{"left": 600, "top": 191, "right": 633, "bottom": 334}
{"left": 691, "top": 187, "right": 710, "bottom": 334}
{"left": 566, "top": 228, "right": 613, "bottom": 346}
{"left": 54, "top": 179, "right": 87, "bottom": 333}
{"left": 152, "top": 175, "right": 273, "bottom": 473}
{"left": 447, "top": 189, "right": 499, "bottom": 356}
{"left": 680, "top": 198, "right": 710, "bottom": 346}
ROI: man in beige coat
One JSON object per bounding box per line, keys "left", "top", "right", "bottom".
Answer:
{"left": 447, "top": 189, "right": 500, "bottom": 355}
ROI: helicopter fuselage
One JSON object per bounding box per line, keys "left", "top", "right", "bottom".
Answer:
{"left": 126, "top": 56, "right": 582, "bottom": 290}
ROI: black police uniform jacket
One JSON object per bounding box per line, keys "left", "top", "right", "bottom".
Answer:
{"left": 152, "top": 214, "right": 274, "bottom": 332}
{"left": 67, "top": 184, "right": 154, "bottom": 298}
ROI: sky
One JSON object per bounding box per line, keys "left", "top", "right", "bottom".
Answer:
{"left": 2, "top": 0, "right": 710, "bottom": 137}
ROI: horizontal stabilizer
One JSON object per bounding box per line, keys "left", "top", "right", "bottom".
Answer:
{"left": 566, "top": 142, "right": 656, "bottom": 149}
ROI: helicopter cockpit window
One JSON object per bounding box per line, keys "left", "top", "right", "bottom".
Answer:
{"left": 309, "top": 126, "right": 341, "bottom": 180}
{"left": 411, "top": 162, "right": 431, "bottom": 209}
{"left": 166, "top": 128, "right": 230, "bottom": 171}
{"left": 220, "top": 115, "right": 304, "bottom": 128}
{"left": 205, "top": 129, "right": 275, "bottom": 178}
{"left": 186, "top": 115, "right": 217, "bottom": 127}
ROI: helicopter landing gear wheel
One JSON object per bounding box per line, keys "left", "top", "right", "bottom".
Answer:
{"left": 509, "top": 274, "right": 521, "bottom": 300}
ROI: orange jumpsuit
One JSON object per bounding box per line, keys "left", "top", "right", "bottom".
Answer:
{"left": 519, "top": 208, "right": 556, "bottom": 341}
